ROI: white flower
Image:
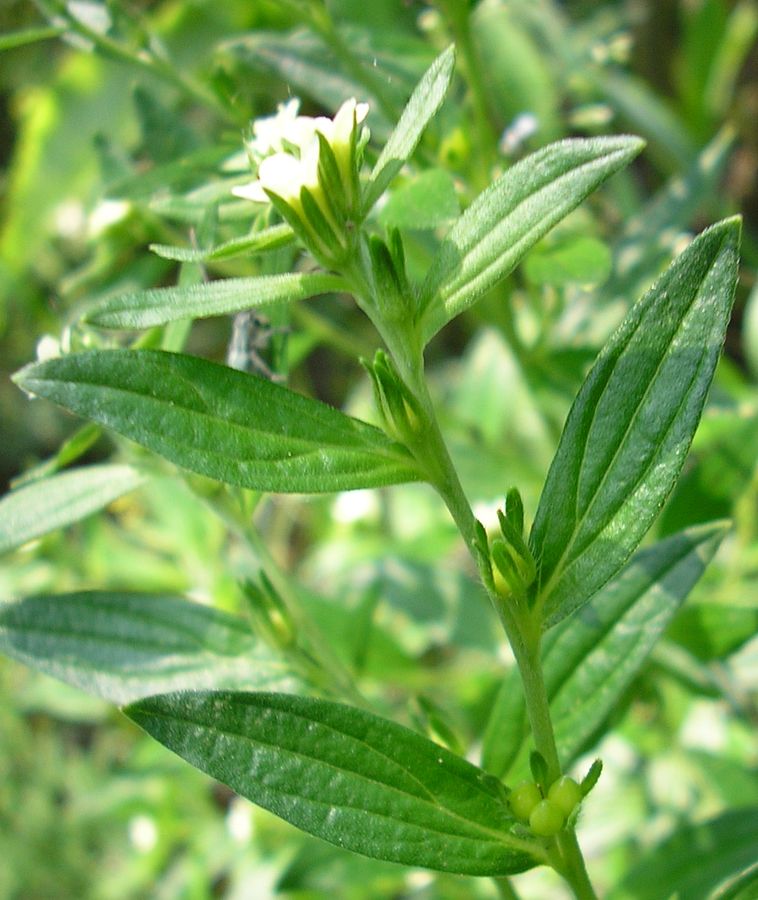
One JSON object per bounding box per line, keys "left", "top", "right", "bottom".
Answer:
{"left": 233, "top": 97, "right": 369, "bottom": 208}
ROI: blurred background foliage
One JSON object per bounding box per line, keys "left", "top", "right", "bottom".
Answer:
{"left": 1, "top": 0, "right": 757, "bottom": 897}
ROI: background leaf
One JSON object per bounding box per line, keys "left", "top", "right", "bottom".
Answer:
{"left": 14, "top": 350, "right": 421, "bottom": 493}
{"left": 419, "top": 136, "right": 645, "bottom": 342}
{"left": 530, "top": 217, "right": 740, "bottom": 626}
{"left": 0, "top": 592, "right": 297, "bottom": 704}
{"left": 377, "top": 169, "right": 459, "bottom": 230}
{"left": 125, "top": 691, "right": 539, "bottom": 876}
{"left": 610, "top": 808, "right": 758, "bottom": 900}
{"left": 85, "top": 272, "right": 346, "bottom": 329}
{"left": 0, "top": 464, "right": 146, "bottom": 554}
{"left": 482, "top": 522, "right": 728, "bottom": 780}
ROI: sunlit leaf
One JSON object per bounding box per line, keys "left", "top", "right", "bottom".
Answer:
{"left": 14, "top": 350, "right": 421, "bottom": 493}
{"left": 419, "top": 136, "right": 644, "bottom": 342}
{"left": 531, "top": 218, "right": 740, "bottom": 626}
{"left": 86, "top": 272, "right": 346, "bottom": 329}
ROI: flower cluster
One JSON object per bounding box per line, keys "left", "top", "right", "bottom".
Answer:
{"left": 234, "top": 97, "right": 369, "bottom": 265}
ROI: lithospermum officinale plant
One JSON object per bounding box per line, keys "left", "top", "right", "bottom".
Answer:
{"left": 3, "top": 46, "right": 742, "bottom": 899}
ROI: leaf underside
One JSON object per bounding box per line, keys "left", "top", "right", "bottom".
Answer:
{"left": 0, "top": 592, "right": 297, "bottom": 704}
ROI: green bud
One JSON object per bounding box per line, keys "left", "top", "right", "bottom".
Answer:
{"left": 529, "top": 799, "right": 565, "bottom": 837}
{"left": 509, "top": 781, "right": 542, "bottom": 822}
{"left": 548, "top": 776, "right": 583, "bottom": 817}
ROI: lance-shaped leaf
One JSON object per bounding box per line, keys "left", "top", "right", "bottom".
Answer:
{"left": 85, "top": 272, "right": 346, "bottom": 329}
{"left": 419, "top": 136, "right": 645, "bottom": 342}
{"left": 125, "top": 691, "right": 541, "bottom": 876}
{"left": 530, "top": 217, "right": 740, "bottom": 627}
{"left": 482, "top": 522, "right": 728, "bottom": 780}
{"left": 363, "top": 45, "right": 456, "bottom": 213}
{"left": 150, "top": 222, "right": 295, "bottom": 262}
{"left": 13, "top": 350, "right": 421, "bottom": 493}
{"left": 0, "top": 592, "right": 298, "bottom": 704}
{"left": 0, "top": 463, "right": 146, "bottom": 554}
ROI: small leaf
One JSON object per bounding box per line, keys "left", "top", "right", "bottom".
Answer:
{"left": 0, "top": 592, "right": 297, "bottom": 704}
{"left": 0, "top": 464, "right": 146, "bottom": 554}
{"left": 363, "top": 45, "right": 456, "bottom": 213}
{"left": 378, "top": 169, "right": 460, "bottom": 230}
{"left": 482, "top": 522, "right": 728, "bottom": 779}
{"left": 125, "top": 691, "right": 540, "bottom": 875}
{"left": 149, "top": 223, "right": 295, "bottom": 262}
{"left": 611, "top": 808, "right": 758, "bottom": 900}
{"left": 419, "top": 136, "right": 645, "bottom": 342}
{"left": 530, "top": 218, "right": 740, "bottom": 626}
{"left": 14, "top": 350, "right": 421, "bottom": 493}
{"left": 85, "top": 272, "right": 346, "bottom": 329}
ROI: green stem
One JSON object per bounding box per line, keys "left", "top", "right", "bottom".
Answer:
{"left": 434, "top": 0, "right": 498, "bottom": 183}
{"left": 555, "top": 831, "right": 598, "bottom": 900}
{"left": 345, "top": 243, "right": 597, "bottom": 900}
{"left": 493, "top": 877, "right": 521, "bottom": 900}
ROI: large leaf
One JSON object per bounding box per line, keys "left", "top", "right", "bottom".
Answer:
{"left": 610, "top": 808, "right": 758, "bottom": 900}
{"left": 482, "top": 522, "right": 728, "bottom": 780}
{"left": 125, "top": 691, "right": 540, "bottom": 876}
{"left": 363, "top": 45, "right": 456, "bottom": 213}
{"left": 13, "top": 350, "right": 421, "bottom": 493}
{"left": 85, "top": 272, "right": 346, "bottom": 329}
{"left": 530, "top": 218, "right": 740, "bottom": 626}
{"left": 0, "top": 463, "right": 145, "bottom": 554}
{"left": 0, "top": 592, "right": 297, "bottom": 704}
{"left": 418, "top": 136, "right": 645, "bottom": 342}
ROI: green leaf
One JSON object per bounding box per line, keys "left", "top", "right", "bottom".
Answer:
{"left": 85, "top": 272, "right": 346, "bottom": 329}
{"left": 0, "top": 592, "right": 297, "bottom": 704}
{"left": 482, "top": 522, "right": 728, "bottom": 780}
{"left": 378, "top": 169, "right": 459, "bottom": 230}
{"left": 523, "top": 235, "right": 612, "bottom": 287}
{"left": 0, "top": 464, "right": 146, "bottom": 554}
{"left": 149, "top": 223, "right": 295, "bottom": 262}
{"left": 13, "top": 350, "right": 421, "bottom": 493}
{"left": 530, "top": 218, "right": 740, "bottom": 626}
{"left": 419, "top": 136, "right": 645, "bottom": 342}
{"left": 363, "top": 45, "right": 456, "bottom": 213}
{"left": 611, "top": 808, "right": 758, "bottom": 900}
{"left": 125, "top": 691, "right": 540, "bottom": 875}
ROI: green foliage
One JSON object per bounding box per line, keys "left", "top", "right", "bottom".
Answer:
{"left": 530, "top": 219, "right": 740, "bottom": 626}
{"left": 126, "top": 691, "right": 539, "bottom": 875}
{"left": 1, "top": 1, "right": 756, "bottom": 897}
{"left": 418, "top": 136, "right": 645, "bottom": 342}
{"left": 15, "top": 350, "right": 422, "bottom": 492}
